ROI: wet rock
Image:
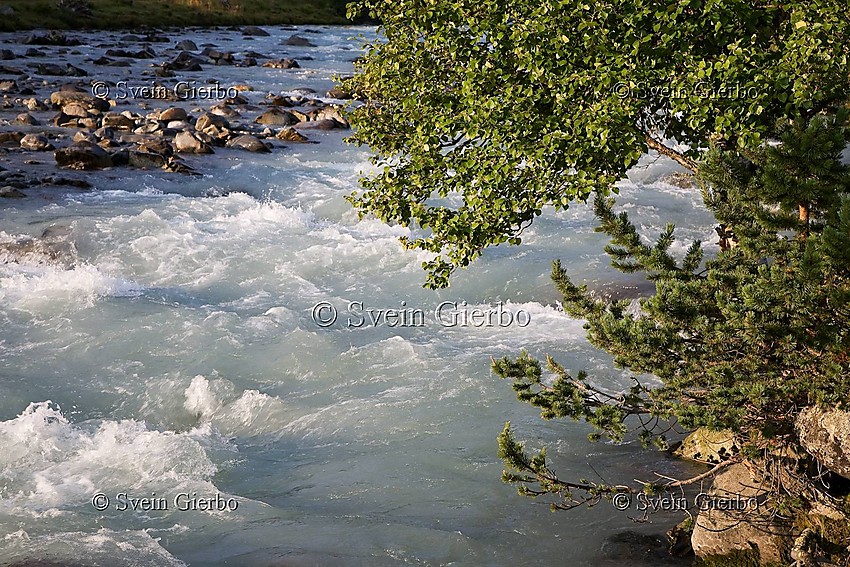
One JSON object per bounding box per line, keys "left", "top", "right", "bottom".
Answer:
{"left": 672, "top": 428, "right": 739, "bottom": 465}
{"left": 797, "top": 406, "right": 850, "bottom": 480}
{"left": 242, "top": 26, "right": 270, "bottom": 37}
{"left": 60, "top": 102, "right": 91, "bottom": 119}
{"left": 0, "top": 186, "right": 25, "bottom": 198}
{"left": 23, "top": 98, "right": 47, "bottom": 111}
{"left": 142, "top": 34, "right": 170, "bottom": 43}
{"left": 293, "top": 118, "right": 341, "bottom": 131}
{"left": 94, "top": 127, "right": 115, "bottom": 140}
{"left": 0, "top": 234, "right": 77, "bottom": 267}
{"left": 101, "top": 112, "right": 135, "bottom": 130}
{"left": 195, "top": 112, "right": 230, "bottom": 133}
{"left": 226, "top": 134, "right": 270, "bottom": 153}
{"left": 0, "top": 132, "right": 24, "bottom": 144}
{"left": 54, "top": 141, "right": 113, "bottom": 170}
{"left": 326, "top": 85, "right": 353, "bottom": 99}
{"left": 129, "top": 151, "right": 167, "bottom": 169}
{"left": 163, "top": 157, "right": 197, "bottom": 175}
{"left": 165, "top": 120, "right": 190, "bottom": 131}
{"left": 165, "top": 52, "right": 204, "bottom": 72}
{"left": 276, "top": 127, "right": 309, "bottom": 143}
{"left": 153, "top": 67, "right": 175, "bottom": 78}
{"left": 105, "top": 47, "right": 156, "bottom": 59}
{"left": 72, "top": 131, "right": 95, "bottom": 144}
{"left": 41, "top": 224, "right": 74, "bottom": 238}
{"left": 691, "top": 463, "right": 792, "bottom": 565}
{"left": 20, "top": 134, "right": 54, "bottom": 151}
{"left": 51, "top": 113, "right": 76, "bottom": 127}
{"left": 50, "top": 90, "right": 110, "bottom": 113}
{"left": 25, "top": 32, "right": 82, "bottom": 46}
{"left": 262, "top": 58, "right": 300, "bottom": 69}
{"left": 0, "top": 80, "right": 17, "bottom": 93}
{"left": 36, "top": 63, "right": 88, "bottom": 77}
{"left": 283, "top": 35, "right": 317, "bottom": 47}
{"left": 309, "top": 106, "right": 350, "bottom": 128}
{"left": 24, "top": 48, "right": 46, "bottom": 57}
{"left": 173, "top": 131, "right": 213, "bottom": 154}
{"left": 268, "top": 95, "right": 294, "bottom": 108}
{"left": 239, "top": 57, "right": 257, "bottom": 68}
{"left": 137, "top": 138, "right": 173, "bottom": 156}
{"left": 275, "top": 127, "right": 310, "bottom": 144}
{"left": 223, "top": 93, "right": 249, "bottom": 106}
{"left": 15, "top": 113, "right": 39, "bottom": 126}
{"left": 175, "top": 40, "right": 198, "bottom": 51}
{"left": 666, "top": 519, "right": 694, "bottom": 558}
{"left": 210, "top": 103, "right": 240, "bottom": 118}
{"left": 202, "top": 48, "right": 235, "bottom": 65}
{"left": 134, "top": 121, "right": 164, "bottom": 135}
{"left": 255, "top": 109, "right": 296, "bottom": 126}
{"left": 109, "top": 148, "right": 129, "bottom": 165}
{"left": 159, "top": 107, "right": 188, "bottom": 122}
{"left": 0, "top": 49, "right": 14, "bottom": 60}
{"left": 45, "top": 177, "right": 91, "bottom": 189}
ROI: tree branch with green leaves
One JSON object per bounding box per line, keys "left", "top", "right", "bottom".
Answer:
{"left": 345, "top": 0, "right": 850, "bottom": 288}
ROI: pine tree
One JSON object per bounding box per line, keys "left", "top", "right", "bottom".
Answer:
{"left": 495, "top": 110, "right": 850, "bottom": 510}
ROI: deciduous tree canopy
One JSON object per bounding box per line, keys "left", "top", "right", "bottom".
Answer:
{"left": 345, "top": 0, "right": 850, "bottom": 287}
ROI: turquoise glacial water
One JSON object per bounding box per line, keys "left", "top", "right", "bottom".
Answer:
{"left": 0, "top": 25, "right": 713, "bottom": 566}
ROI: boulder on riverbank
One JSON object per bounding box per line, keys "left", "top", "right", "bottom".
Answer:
{"left": 672, "top": 428, "right": 740, "bottom": 465}
{"left": 796, "top": 406, "right": 850, "bottom": 480}
{"left": 690, "top": 463, "right": 792, "bottom": 565}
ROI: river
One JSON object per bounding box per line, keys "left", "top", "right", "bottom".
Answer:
{"left": 0, "top": 25, "right": 714, "bottom": 566}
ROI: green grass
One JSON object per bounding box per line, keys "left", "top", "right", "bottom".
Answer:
{"left": 0, "top": 0, "right": 359, "bottom": 32}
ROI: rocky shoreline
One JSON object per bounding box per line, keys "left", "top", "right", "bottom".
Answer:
{"left": 0, "top": 27, "right": 354, "bottom": 204}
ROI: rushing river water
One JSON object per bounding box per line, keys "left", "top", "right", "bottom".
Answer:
{"left": 0, "top": 25, "right": 716, "bottom": 566}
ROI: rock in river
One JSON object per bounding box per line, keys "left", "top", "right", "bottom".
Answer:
{"left": 159, "top": 107, "right": 188, "bottom": 122}
{"left": 174, "top": 131, "right": 213, "bottom": 154}
{"left": 226, "top": 134, "right": 271, "bottom": 153}
{"left": 54, "top": 142, "right": 113, "bottom": 170}
{"left": 20, "top": 134, "right": 54, "bottom": 151}
{"left": 255, "top": 109, "right": 297, "bottom": 126}
{"left": 283, "top": 35, "right": 317, "bottom": 47}
{"left": 50, "top": 90, "right": 110, "bottom": 113}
